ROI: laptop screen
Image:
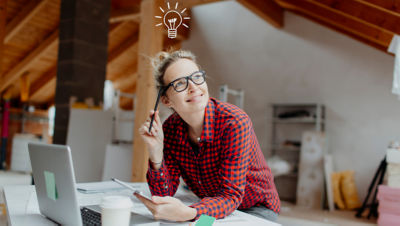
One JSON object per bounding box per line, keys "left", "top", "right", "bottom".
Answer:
{"left": 28, "top": 143, "right": 83, "bottom": 226}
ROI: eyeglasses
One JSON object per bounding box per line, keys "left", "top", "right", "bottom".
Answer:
{"left": 164, "top": 70, "right": 206, "bottom": 93}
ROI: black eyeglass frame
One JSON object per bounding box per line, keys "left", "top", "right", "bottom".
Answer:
{"left": 162, "top": 70, "right": 206, "bottom": 94}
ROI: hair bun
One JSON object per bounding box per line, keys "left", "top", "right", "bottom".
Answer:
{"left": 151, "top": 50, "right": 198, "bottom": 91}
{"left": 152, "top": 51, "right": 169, "bottom": 67}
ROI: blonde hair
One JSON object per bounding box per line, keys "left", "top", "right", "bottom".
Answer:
{"left": 151, "top": 50, "right": 200, "bottom": 93}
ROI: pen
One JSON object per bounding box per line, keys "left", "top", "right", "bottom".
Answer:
{"left": 148, "top": 87, "right": 164, "bottom": 133}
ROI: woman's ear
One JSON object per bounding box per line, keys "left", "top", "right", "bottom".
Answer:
{"left": 161, "top": 95, "right": 172, "bottom": 108}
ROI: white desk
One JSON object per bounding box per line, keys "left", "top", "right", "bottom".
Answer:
{"left": 4, "top": 182, "right": 280, "bottom": 226}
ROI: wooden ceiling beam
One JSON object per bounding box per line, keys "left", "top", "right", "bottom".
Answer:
{"left": 179, "top": 0, "right": 225, "bottom": 8}
{"left": 112, "top": 46, "right": 138, "bottom": 91}
{"left": 312, "top": 0, "right": 400, "bottom": 35}
{"left": 119, "top": 83, "right": 137, "bottom": 110}
{"left": 0, "top": 30, "right": 59, "bottom": 92}
{"left": 275, "top": 0, "right": 393, "bottom": 48}
{"left": 132, "top": 0, "right": 164, "bottom": 182}
{"left": 5, "top": 0, "right": 47, "bottom": 43}
{"left": 359, "top": 0, "right": 400, "bottom": 15}
{"left": 112, "top": 0, "right": 141, "bottom": 9}
{"left": 20, "top": 72, "right": 30, "bottom": 102}
{"left": 108, "top": 33, "right": 139, "bottom": 65}
{"left": 237, "top": 0, "right": 284, "bottom": 28}
{"left": 109, "top": 22, "right": 123, "bottom": 32}
{"left": 114, "top": 71, "right": 138, "bottom": 92}
{"left": 107, "top": 42, "right": 138, "bottom": 81}
{"left": 0, "top": 0, "right": 6, "bottom": 75}
{"left": 30, "top": 66, "right": 56, "bottom": 99}
{"left": 288, "top": 9, "right": 389, "bottom": 53}
{"left": 110, "top": 6, "right": 141, "bottom": 23}
{"left": 30, "top": 77, "right": 56, "bottom": 103}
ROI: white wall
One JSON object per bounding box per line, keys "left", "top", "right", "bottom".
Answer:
{"left": 182, "top": 1, "right": 400, "bottom": 199}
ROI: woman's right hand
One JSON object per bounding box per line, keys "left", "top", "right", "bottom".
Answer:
{"left": 139, "top": 110, "right": 164, "bottom": 165}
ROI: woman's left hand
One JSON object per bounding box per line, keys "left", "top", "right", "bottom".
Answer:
{"left": 134, "top": 194, "right": 197, "bottom": 222}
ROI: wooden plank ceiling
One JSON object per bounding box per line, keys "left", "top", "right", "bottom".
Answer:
{"left": 0, "top": 0, "right": 398, "bottom": 109}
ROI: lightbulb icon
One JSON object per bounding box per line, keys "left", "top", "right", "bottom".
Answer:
{"left": 155, "top": 2, "right": 190, "bottom": 39}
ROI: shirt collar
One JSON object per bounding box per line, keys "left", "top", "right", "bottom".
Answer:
{"left": 201, "top": 97, "right": 215, "bottom": 142}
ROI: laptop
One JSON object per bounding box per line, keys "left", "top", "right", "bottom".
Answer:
{"left": 28, "top": 143, "right": 156, "bottom": 226}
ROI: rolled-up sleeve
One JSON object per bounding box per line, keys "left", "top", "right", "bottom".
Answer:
{"left": 146, "top": 149, "right": 181, "bottom": 196}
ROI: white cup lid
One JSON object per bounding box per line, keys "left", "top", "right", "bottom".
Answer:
{"left": 101, "top": 196, "right": 133, "bottom": 209}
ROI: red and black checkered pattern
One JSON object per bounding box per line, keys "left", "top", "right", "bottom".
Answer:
{"left": 147, "top": 97, "right": 280, "bottom": 219}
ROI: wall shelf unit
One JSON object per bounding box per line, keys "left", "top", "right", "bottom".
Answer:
{"left": 270, "top": 103, "right": 325, "bottom": 202}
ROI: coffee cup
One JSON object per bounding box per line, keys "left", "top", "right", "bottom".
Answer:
{"left": 101, "top": 196, "right": 133, "bottom": 226}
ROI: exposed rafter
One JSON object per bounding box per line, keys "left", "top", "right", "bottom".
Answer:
{"left": 180, "top": 0, "right": 225, "bottom": 8}
{"left": 0, "top": 0, "right": 6, "bottom": 74}
{"left": 238, "top": 0, "right": 284, "bottom": 28}
{"left": 108, "top": 33, "right": 139, "bottom": 66}
{"left": 359, "top": 0, "right": 400, "bottom": 15}
{"left": 30, "top": 66, "right": 57, "bottom": 100}
{"left": 107, "top": 40, "right": 139, "bottom": 81}
{"left": 30, "top": 77, "right": 56, "bottom": 102}
{"left": 132, "top": 0, "right": 164, "bottom": 182}
{"left": 275, "top": 0, "right": 393, "bottom": 50}
{"left": 5, "top": 0, "right": 48, "bottom": 43}
{"left": 0, "top": 30, "right": 59, "bottom": 92}
{"left": 110, "top": 5, "right": 141, "bottom": 23}
{"left": 119, "top": 82, "right": 137, "bottom": 109}
{"left": 115, "top": 71, "right": 137, "bottom": 92}
{"left": 30, "top": 78, "right": 56, "bottom": 104}
{"left": 311, "top": 0, "right": 400, "bottom": 35}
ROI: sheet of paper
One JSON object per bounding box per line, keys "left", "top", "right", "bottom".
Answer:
{"left": 77, "top": 181, "right": 144, "bottom": 193}
{"left": 25, "top": 190, "right": 40, "bottom": 214}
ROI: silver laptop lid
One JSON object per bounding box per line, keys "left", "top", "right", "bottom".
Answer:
{"left": 28, "top": 143, "right": 82, "bottom": 226}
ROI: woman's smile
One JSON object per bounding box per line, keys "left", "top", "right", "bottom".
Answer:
{"left": 186, "top": 93, "right": 204, "bottom": 103}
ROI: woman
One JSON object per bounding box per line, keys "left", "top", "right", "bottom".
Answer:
{"left": 138, "top": 50, "right": 280, "bottom": 222}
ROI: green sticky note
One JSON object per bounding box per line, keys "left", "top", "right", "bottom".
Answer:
{"left": 44, "top": 171, "right": 58, "bottom": 200}
{"left": 195, "top": 214, "right": 216, "bottom": 226}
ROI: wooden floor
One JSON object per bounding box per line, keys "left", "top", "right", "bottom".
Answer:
{"left": 277, "top": 201, "right": 377, "bottom": 226}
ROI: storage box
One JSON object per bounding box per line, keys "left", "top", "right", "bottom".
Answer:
{"left": 377, "top": 185, "right": 400, "bottom": 226}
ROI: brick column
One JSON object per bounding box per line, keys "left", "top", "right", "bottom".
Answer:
{"left": 54, "top": 0, "right": 110, "bottom": 144}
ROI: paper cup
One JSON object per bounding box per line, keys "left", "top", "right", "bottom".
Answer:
{"left": 101, "top": 196, "right": 133, "bottom": 226}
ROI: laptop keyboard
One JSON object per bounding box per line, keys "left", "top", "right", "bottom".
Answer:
{"left": 81, "top": 207, "right": 101, "bottom": 226}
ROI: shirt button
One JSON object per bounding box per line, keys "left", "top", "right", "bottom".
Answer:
{"left": 198, "top": 180, "right": 201, "bottom": 184}
{"left": 164, "top": 185, "right": 168, "bottom": 189}
{"left": 160, "top": 173, "right": 164, "bottom": 176}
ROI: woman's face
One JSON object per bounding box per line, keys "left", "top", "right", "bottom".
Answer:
{"left": 161, "top": 58, "right": 209, "bottom": 116}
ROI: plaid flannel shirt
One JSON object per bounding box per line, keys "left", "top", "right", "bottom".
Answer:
{"left": 147, "top": 97, "right": 280, "bottom": 219}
